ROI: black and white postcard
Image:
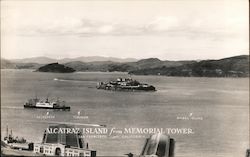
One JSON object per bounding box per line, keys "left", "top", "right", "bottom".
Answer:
{"left": 1, "top": 0, "right": 249, "bottom": 157}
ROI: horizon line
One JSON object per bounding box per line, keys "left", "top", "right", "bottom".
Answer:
{"left": 1, "top": 53, "right": 249, "bottom": 62}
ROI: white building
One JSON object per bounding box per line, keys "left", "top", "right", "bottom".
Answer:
{"left": 34, "top": 124, "right": 96, "bottom": 157}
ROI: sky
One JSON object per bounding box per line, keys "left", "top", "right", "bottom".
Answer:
{"left": 1, "top": 0, "right": 249, "bottom": 60}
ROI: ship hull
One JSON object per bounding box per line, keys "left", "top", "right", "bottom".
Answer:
{"left": 23, "top": 105, "right": 70, "bottom": 111}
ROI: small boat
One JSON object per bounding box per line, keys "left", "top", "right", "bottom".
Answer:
{"left": 4, "top": 126, "right": 27, "bottom": 145}
{"left": 24, "top": 97, "right": 70, "bottom": 111}
{"left": 3, "top": 126, "right": 34, "bottom": 151}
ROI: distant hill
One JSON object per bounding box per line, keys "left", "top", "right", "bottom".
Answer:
{"left": 64, "top": 61, "right": 116, "bottom": 72}
{"left": 1, "top": 58, "right": 43, "bottom": 69}
{"left": 36, "top": 63, "right": 76, "bottom": 73}
{"left": 59, "top": 56, "right": 137, "bottom": 63}
{"left": 12, "top": 57, "right": 57, "bottom": 64}
{"left": 129, "top": 55, "right": 249, "bottom": 77}
{"left": 10, "top": 56, "right": 138, "bottom": 64}
{"left": 63, "top": 58, "right": 194, "bottom": 72}
{"left": 2, "top": 55, "right": 249, "bottom": 77}
{"left": 1, "top": 59, "right": 16, "bottom": 69}
{"left": 129, "top": 58, "right": 195, "bottom": 69}
{"left": 15, "top": 62, "right": 42, "bottom": 69}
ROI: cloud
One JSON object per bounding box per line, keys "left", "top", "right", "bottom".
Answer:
{"left": 7, "top": 15, "right": 247, "bottom": 41}
{"left": 98, "top": 25, "right": 114, "bottom": 34}
{"left": 145, "top": 16, "right": 180, "bottom": 31}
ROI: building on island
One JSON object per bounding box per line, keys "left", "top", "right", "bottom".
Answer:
{"left": 33, "top": 124, "right": 96, "bottom": 157}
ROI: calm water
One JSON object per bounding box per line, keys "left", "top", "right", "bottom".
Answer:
{"left": 1, "top": 69, "right": 249, "bottom": 157}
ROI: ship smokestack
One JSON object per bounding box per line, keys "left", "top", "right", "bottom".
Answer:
{"left": 6, "top": 125, "right": 9, "bottom": 139}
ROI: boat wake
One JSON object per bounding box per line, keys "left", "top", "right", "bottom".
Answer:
{"left": 1, "top": 106, "right": 24, "bottom": 110}
{"left": 25, "top": 120, "right": 106, "bottom": 127}
{"left": 53, "top": 78, "right": 74, "bottom": 82}
{"left": 53, "top": 78, "right": 96, "bottom": 83}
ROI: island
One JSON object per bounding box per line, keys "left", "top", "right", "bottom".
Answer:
{"left": 36, "top": 63, "right": 75, "bottom": 73}
{"left": 97, "top": 78, "right": 156, "bottom": 91}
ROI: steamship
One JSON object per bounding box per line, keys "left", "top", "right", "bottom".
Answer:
{"left": 24, "top": 97, "right": 70, "bottom": 111}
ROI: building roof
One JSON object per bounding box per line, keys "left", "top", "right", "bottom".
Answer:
{"left": 42, "top": 124, "right": 84, "bottom": 149}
